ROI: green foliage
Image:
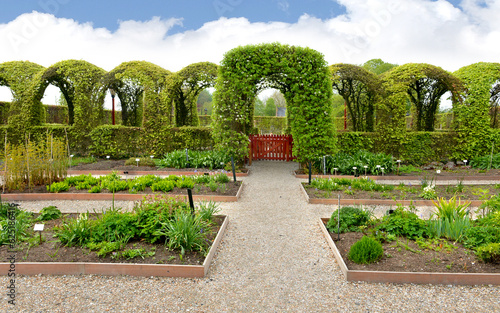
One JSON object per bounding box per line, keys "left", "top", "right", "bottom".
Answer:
{"left": 471, "top": 153, "right": 500, "bottom": 169}
{"left": 253, "top": 116, "right": 287, "bottom": 134}
{"left": 54, "top": 213, "right": 95, "bottom": 247}
{"left": 151, "top": 180, "right": 175, "bottom": 193}
{"left": 314, "top": 150, "right": 393, "bottom": 175}
{"left": 86, "top": 241, "right": 125, "bottom": 257}
{"left": 89, "top": 125, "right": 141, "bottom": 158}
{"left": 112, "top": 247, "right": 156, "bottom": 260}
{"left": 419, "top": 185, "right": 437, "bottom": 200}
{"left": 197, "top": 201, "right": 221, "bottom": 224}
{"left": 155, "top": 210, "right": 210, "bottom": 256}
{"left": 475, "top": 243, "right": 500, "bottom": 263}
{"left": 47, "top": 181, "right": 70, "bottom": 193}
{"left": 326, "top": 207, "right": 371, "bottom": 233}
{"left": 37, "top": 206, "right": 62, "bottom": 221}
{"left": 348, "top": 236, "right": 384, "bottom": 264}
{"left": 431, "top": 196, "right": 470, "bottom": 221}
{"left": 375, "top": 207, "right": 428, "bottom": 239}
{"left": 0, "top": 204, "right": 34, "bottom": 245}
{"left": 212, "top": 43, "right": 336, "bottom": 162}
{"left": 311, "top": 177, "right": 393, "bottom": 193}
{"left": 462, "top": 226, "right": 500, "bottom": 249}
{"left": 159, "top": 149, "right": 230, "bottom": 169}
{"left": 124, "top": 157, "right": 155, "bottom": 167}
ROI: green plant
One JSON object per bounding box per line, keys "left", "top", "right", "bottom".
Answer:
{"left": 375, "top": 206, "right": 428, "bottom": 239}
{"left": 155, "top": 210, "right": 209, "bottom": 256}
{"left": 91, "top": 208, "right": 138, "bottom": 243}
{"left": 213, "top": 173, "right": 230, "bottom": 184}
{"left": 416, "top": 238, "right": 458, "bottom": 253}
{"left": 88, "top": 185, "right": 102, "bottom": 193}
{"left": 151, "top": 180, "right": 175, "bottom": 193}
{"left": 37, "top": 206, "right": 62, "bottom": 221}
{"left": 207, "top": 180, "right": 218, "bottom": 192}
{"left": 125, "top": 157, "right": 156, "bottom": 167}
{"left": 54, "top": 213, "right": 95, "bottom": 247}
{"left": 419, "top": 185, "right": 437, "bottom": 200}
{"left": 112, "top": 247, "right": 156, "bottom": 260}
{"left": 197, "top": 201, "right": 221, "bottom": 224}
{"left": 431, "top": 196, "right": 470, "bottom": 221}
{"left": 475, "top": 243, "right": 500, "bottom": 263}
{"left": 348, "top": 236, "right": 384, "bottom": 264}
{"left": 46, "top": 181, "right": 70, "bottom": 193}
{"left": 0, "top": 206, "right": 34, "bottom": 245}
{"left": 86, "top": 241, "right": 124, "bottom": 257}
{"left": 462, "top": 226, "right": 500, "bottom": 249}
{"left": 326, "top": 207, "right": 372, "bottom": 233}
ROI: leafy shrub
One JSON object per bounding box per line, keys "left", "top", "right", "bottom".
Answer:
{"left": 112, "top": 248, "right": 156, "bottom": 260}
{"left": 151, "top": 180, "right": 175, "bottom": 193}
{"left": 176, "top": 177, "right": 195, "bottom": 189}
{"left": 475, "top": 243, "right": 500, "bottom": 263}
{"left": 475, "top": 211, "right": 500, "bottom": 227}
{"left": 88, "top": 185, "right": 102, "bottom": 193}
{"left": 37, "top": 206, "right": 62, "bottom": 221}
{"left": 427, "top": 211, "right": 471, "bottom": 241}
{"left": 348, "top": 236, "right": 384, "bottom": 264}
{"left": 86, "top": 241, "right": 124, "bottom": 257}
{"left": 431, "top": 196, "right": 470, "bottom": 221}
{"left": 326, "top": 207, "right": 371, "bottom": 233}
{"left": 54, "top": 213, "right": 95, "bottom": 246}
{"left": 376, "top": 207, "right": 428, "bottom": 239}
{"left": 314, "top": 150, "right": 393, "bottom": 175}
{"left": 155, "top": 210, "right": 209, "bottom": 256}
{"left": 197, "top": 201, "right": 221, "bottom": 224}
{"left": 213, "top": 173, "right": 230, "bottom": 184}
{"left": 471, "top": 153, "right": 500, "bottom": 170}
{"left": 91, "top": 209, "right": 138, "bottom": 243}
{"left": 124, "top": 157, "right": 156, "bottom": 167}
{"left": 47, "top": 181, "right": 70, "bottom": 193}
{"left": 0, "top": 205, "right": 34, "bottom": 245}
{"left": 462, "top": 226, "right": 500, "bottom": 249}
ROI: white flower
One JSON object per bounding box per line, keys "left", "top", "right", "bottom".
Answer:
{"left": 436, "top": 170, "right": 441, "bottom": 174}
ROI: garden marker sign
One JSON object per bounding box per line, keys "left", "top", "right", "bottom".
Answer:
{"left": 248, "top": 134, "right": 295, "bottom": 164}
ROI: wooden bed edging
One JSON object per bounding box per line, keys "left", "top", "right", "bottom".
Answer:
{"left": 67, "top": 170, "right": 249, "bottom": 177}
{"left": 295, "top": 173, "right": 499, "bottom": 182}
{"left": 0, "top": 215, "right": 228, "bottom": 278}
{"left": 301, "top": 184, "right": 482, "bottom": 207}
{"left": 319, "top": 218, "right": 500, "bottom": 285}
{"left": 2, "top": 182, "right": 244, "bottom": 202}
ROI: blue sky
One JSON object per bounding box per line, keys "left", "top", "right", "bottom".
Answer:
{"left": 0, "top": 0, "right": 499, "bottom": 106}
{"left": 0, "top": 0, "right": 346, "bottom": 32}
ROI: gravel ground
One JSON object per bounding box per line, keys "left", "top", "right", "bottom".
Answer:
{"left": 2, "top": 161, "right": 500, "bottom": 312}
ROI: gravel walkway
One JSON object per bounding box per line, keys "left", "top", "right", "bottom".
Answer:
{"left": 2, "top": 161, "right": 500, "bottom": 312}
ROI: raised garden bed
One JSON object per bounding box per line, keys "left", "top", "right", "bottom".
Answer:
{"left": 319, "top": 218, "right": 500, "bottom": 285}
{"left": 0, "top": 211, "right": 228, "bottom": 278}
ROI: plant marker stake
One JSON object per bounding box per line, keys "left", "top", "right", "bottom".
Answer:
{"left": 231, "top": 156, "right": 237, "bottom": 182}
{"left": 135, "top": 158, "right": 140, "bottom": 167}
{"left": 308, "top": 161, "right": 312, "bottom": 185}
{"left": 187, "top": 188, "right": 195, "bottom": 216}
{"left": 323, "top": 156, "right": 326, "bottom": 176}
{"left": 34, "top": 224, "right": 44, "bottom": 244}
{"left": 337, "top": 194, "right": 340, "bottom": 241}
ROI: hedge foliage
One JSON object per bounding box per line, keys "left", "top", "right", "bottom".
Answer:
{"left": 212, "top": 43, "right": 336, "bottom": 161}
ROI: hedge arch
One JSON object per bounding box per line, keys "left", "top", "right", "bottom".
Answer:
{"left": 330, "top": 63, "right": 382, "bottom": 132}
{"left": 0, "top": 61, "right": 45, "bottom": 126}
{"left": 171, "top": 62, "right": 218, "bottom": 127}
{"left": 212, "top": 43, "right": 336, "bottom": 161}
{"left": 27, "top": 60, "right": 106, "bottom": 147}
{"left": 454, "top": 62, "right": 500, "bottom": 158}
{"left": 104, "top": 61, "right": 172, "bottom": 127}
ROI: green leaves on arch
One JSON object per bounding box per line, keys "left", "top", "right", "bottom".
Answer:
{"left": 0, "top": 61, "right": 45, "bottom": 126}
{"left": 212, "top": 43, "right": 336, "bottom": 162}
{"left": 330, "top": 63, "right": 382, "bottom": 132}
{"left": 170, "top": 62, "right": 218, "bottom": 127}
{"left": 103, "top": 61, "right": 172, "bottom": 127}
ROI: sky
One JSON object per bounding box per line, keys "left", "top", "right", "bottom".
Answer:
{"left": 0, "top": 0, "right": 499, "bottom": 106}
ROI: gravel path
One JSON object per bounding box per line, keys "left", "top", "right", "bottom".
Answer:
{"left": 2, "top": 161, "right": 500, "bottom": 312}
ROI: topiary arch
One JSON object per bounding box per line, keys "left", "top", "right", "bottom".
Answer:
{"left": 104, "top": 61, "right": 172, "bottom": 127}
{"left": 454, "top": 62, "right": 500, "bottom": 158}
{"left": 212, "top": 43, "right": 336, "bottom": 162}
{"left": 330, "top": 63, "right": 382, "bottom": 132}
{"left": 0, "top": 61, "right": 45, "bottom": 127}
{"left": 26, "top": 60, "right": 106, "bottom": 149}
{"left": 171, "top": 62, "right": 218, "bottom": 127}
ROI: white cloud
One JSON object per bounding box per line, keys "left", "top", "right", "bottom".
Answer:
{"left": 1, "top": 0, "right": 500, "bottom": 105}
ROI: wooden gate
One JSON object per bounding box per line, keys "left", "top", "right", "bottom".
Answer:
{"left": 248, "top": 134, "right": 295, "bottom": 164}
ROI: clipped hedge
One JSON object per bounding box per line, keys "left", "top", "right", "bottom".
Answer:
{"left": 253, "top": 116, "right": 287, "bottom": 134}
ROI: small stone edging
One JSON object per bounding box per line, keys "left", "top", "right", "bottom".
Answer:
{"left": 1, "top": 182, "right": 244, "bottom": 202}
{"left": 300, "top": 183, "right": 482, "bottom": 207}
{"left": 0, "top": 215, "right": 228, "bottom": 278}
{"left": 319, "top": 218, "right": 500, "bottom": 285}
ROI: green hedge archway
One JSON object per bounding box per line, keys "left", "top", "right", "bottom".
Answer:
{"left": 330, "top": 63, "right": 382, "bottom": 132}
{"left": 104, "top": 61, "right": 172, "bottom": 127}
{"left": 212, "top": 43, "right": 336, "bottom": 161}
{"left": 454, "top": 62, "right": 500, "bottom": 158}
{"left": 171, "top": 62, "right": 218, "bottom": 127}
{"left": 0, "top": 61, "right": 45, "bottom": 127}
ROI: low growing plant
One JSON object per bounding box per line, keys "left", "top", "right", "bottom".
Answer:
{"left": 475, "top": 243, "right": 500, "bottom": 263}
{"left": 326, "top": 207, "right": 372, "bottom": 233}
{"left": 348, "top": 236, "right": 384, "bottom": 264}
{"left": 37, "top": 206, "right": 62, "bottom": 221}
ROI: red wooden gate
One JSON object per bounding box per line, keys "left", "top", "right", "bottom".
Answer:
{"left": 248, "top": 134, "right": 295, "bottom": 164}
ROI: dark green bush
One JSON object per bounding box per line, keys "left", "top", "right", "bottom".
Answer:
{"left": 348, "top": 236, "right": 384, "bottom": 264}
{"left": 475, "top": 243, "right": 500, "bottom": 263}
{"left": 326, "top": 207, "right": 371, "bottom": 233}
